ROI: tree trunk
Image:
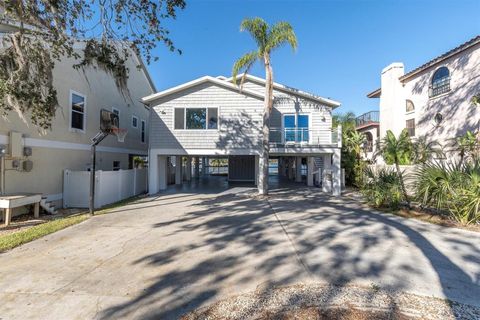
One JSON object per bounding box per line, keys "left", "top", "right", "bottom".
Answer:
{"left": 395, "top": 158, "right": 410, "bottom": 207}
{"left": 258, "top": 54, "right": 273, "bottom": 195}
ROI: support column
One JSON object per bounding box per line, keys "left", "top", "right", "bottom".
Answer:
{"left": 4, "top": 208, "right": 12, "bottom": 226}
{"left": 158, "top": 156, "right": 168, "bottom": 191}
{"left": 332, "top": 148, "right": 341, "bottom": 196}
{"left": 288, "top": 158, "right": 294, "bottom": 180}
{"left": 185, "top": 156, "right": 192, "bottom": 181}
{"left": 307, "top": 157, "right": 314, "bottom": 187}
{"left": 295, "top": 157, "right": 302, "bottom": 182}
{"left": 148, "top": 153, "right": 159, "bottom": 194}
{"left": 34, "top": 202, "right": 39, "bottom": 218}
{"left": 175, "top": 156, "right": 182, "bottom": 185}
{"left": 194, "top": 156, "right": 200, "bottom": 178}
{"left": 322, "top": 154, "right": 333, "bottom": 193}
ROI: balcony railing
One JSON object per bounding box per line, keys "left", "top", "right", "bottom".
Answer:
{"left": 356, "top": 111, "right": 379, "bottom": 128}
{"left": 269, "top": 127, "right": 341, "bottom": 147}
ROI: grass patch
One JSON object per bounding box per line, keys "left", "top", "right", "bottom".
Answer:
{"left": 0, "top": 214, "right": 89, "bottom": 253}
{"left": 0, "top": 195, "right": 145, "bottom": 253}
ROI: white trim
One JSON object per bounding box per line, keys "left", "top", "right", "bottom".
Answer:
{"left": 0, "top": 134, "right": 147, "bottom": 155}
{"left": 172, "top": 106, "right": 220, "bottom": 131}
{"left": 69, "top": 90, "right": 87, "bottom": 133}
{"left": 225, "top": 73, "right": 341, "bottom": 108}
{"left": 141, "top": 76, "right": 265, "bottom": 103}
{"left": 132, "top": 115, "right": 139, "bottom": 128}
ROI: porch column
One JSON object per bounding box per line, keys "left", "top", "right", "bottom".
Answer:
{"left": 148, "top": 153, "right": 159, "bottom": 195}
{"left": 332, "top": 148, "right": 341, "bottom": 196}
{"left": 185, "top": 156, "right": 192, "bottom": 181}
{"left": 194, "top": 156, "right": 200, "bottom": 178}
{"left": 322, "top": 154, "right": 332, "bottom": 193}
{"left": 288, "top": 158, "right": 294, "bottom": 180}
{"left": 255, "top": 155, "right": 259, "bottom": 186}
{"left": 175, "top": 156, "right": 182, "bottom": 185}
{"left": 307, "top": 157, "right": 315, "bottom": 187}
{"left": 295, "top": 157, "right": 302, "bottom": 182}
{"left": 158, "top": 156, "right": 168, "bottom": 191}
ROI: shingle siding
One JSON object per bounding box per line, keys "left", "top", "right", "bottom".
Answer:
{"left": 150, "top": 79, "right": 334, "bottom": 152}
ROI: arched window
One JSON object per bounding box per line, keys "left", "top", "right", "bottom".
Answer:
{"left": 430, "top": 67, "right": 450, "bottom": 97}
{"left": 364, "top": 132, "right": 373, "bottom": 152}
{"left": 406, "top": 99, "right": 415, "bottom": 112}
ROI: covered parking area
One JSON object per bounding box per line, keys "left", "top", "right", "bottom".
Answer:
{"left": 148, "top": 150, "right": 342, "bottom": 196}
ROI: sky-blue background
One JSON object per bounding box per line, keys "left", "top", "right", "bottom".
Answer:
{"left": 148, "top": 0, "right": 479, "bottom": 116}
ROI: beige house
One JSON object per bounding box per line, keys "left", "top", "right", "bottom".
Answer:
{"left": 365, "top": 35, "right": 480, "bottom": 160}
{"left": 0, "top": 24, "right": 155, "bottom": 212}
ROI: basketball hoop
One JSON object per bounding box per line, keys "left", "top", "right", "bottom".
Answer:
{"left": 111, "top": 128, "right": 128, "bottom": 143}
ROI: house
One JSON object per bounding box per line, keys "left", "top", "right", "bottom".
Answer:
{"left": 365, "top": 35, "right": 480, "bottom": 160}
{"left": 355, "top": 111, "right": 379, "bottom": 161}
{"left": 0, "top": 23, "right": 155, "bottom": 213}
{"left": 143, "top": 74, "right": 343, "bottom": 196}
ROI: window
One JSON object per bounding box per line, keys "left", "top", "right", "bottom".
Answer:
{"left": 132, "top": 115, "right": 138, "bottom": 128}
{"left": 430, "top": 67, "right": 450, "bottom": 97}
{"left": 406, "top": 100, "right": 415, "bottom": 112}
{"left": 70, "top": 92, "right": 86, "bottom": 131}
{"left": 406, "top": 119, "right": 415, "bottom": 137}
{"left": 141, "top": 120, "right": 146, "bottom": 143}
{"left": 434, "top": 113, "right": 443, "bottom": 125}
{"left": 113, "top": 161, "right": 121, "bottom": 171}
{"left": 283, "top": 114, "right": 309, "bottom": 142}
{"left": 174, "top": 107, "right": 219, "bottom": 130}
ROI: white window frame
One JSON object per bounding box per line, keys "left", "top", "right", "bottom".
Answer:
{"left": 172, "top": 106, "right": 220, "bottom": 131}
{"left": 132, "top": 115, "right": 138, "bottom": 128}
{"left": 141, "top": 119, "right": 146, "bottom": 143}
{"left": 69, "top": 90, "right": 87, "bottom": 133}
{"left": 281, "top": 113, "right": 311, "bottom": 144}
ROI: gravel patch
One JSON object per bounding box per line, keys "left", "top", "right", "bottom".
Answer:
{"left": 181, "top": 283, "right": 480, "bottom": 320}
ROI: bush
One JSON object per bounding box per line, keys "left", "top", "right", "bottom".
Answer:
{"left": 414, "top": 161, "right": 480, "bottom": 224}
{"left": 361, "top": 167, "right": 403, "bottom": 209}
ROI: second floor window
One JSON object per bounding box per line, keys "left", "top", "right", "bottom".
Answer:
{"left": 430, "top": 67, "right": 450, "bottom": 97}
{"left": 71, "top": 92, "right": 85, "bottom": 131}
{"left": 174, "top": 107, "right": 219, "bottom": 130}
{"left": 132, "top": 116, "right": 138, "bottom": 128}
{"left": 406, "top": 118, "right": 415, "bottom": 137}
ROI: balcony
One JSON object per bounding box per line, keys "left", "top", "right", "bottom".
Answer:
{"left": 269, "top": 127, "right": 341, "bottom": 147}
{"left": 356, "top": 111, "right": 379, "bottom": 128}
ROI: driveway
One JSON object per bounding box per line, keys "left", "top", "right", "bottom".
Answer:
{"left": 0, "top": 182, "right": 479, "bottom": 319}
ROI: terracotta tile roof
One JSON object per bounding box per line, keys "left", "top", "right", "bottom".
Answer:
{"left": 399, "top": 35, "right": 480, "bottom": 82}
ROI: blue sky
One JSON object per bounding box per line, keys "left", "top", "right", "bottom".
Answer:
{"left": 148, "top": 0, "right": 479, "bottom": 116}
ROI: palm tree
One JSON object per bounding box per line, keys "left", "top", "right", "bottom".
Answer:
{"left": 411, "top": 137, "right": 444, "bottom": 164}
{"left": 344, "top": 130, "right": 366, "bottom": 160}
{"left": 232, "top": 17, "right": 297, "bottom": 195}
{"left": 378, "top": 129, "right": 412, "bottom": 207}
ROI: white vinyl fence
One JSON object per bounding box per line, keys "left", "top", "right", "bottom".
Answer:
{"left": 63, "top": 168, "right": 147, "bottom": 208}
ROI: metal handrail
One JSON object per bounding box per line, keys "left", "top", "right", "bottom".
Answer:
{"left": 269, "top": 128, "right": 339, "bottom": 146}
{"left": 356, "top": 111, "right": 379, "bottom": 127}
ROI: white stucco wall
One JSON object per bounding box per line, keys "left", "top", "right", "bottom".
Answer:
{"left": 376, "top": 42, "right": 480, "bottom": 156}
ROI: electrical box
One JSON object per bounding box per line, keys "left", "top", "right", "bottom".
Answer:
{"left": 23, "top": 147, "right": 32, "bottom": 157}
{"left": 23, "top": 160, "right": 33, "bottom": 172}
{"left": 9, "top": 131, "right": 23, "bottom": 158}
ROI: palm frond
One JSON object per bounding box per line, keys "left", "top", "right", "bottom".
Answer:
{"left": 240, "top": 17, "right": 268, "bottom": 52}
{"left": 232, "top": 51, "right": 259, "bottom": 86}
{"left": 265, "top": 21, "right": 298, "bottom": 53}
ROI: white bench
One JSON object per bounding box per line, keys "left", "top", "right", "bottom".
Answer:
{"left": 0, "top": 194, "right": 42, "bottom": 226}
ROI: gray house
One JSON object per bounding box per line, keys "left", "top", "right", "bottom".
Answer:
{"left": 143, "top": 74, "right": 342, "bottom": 195}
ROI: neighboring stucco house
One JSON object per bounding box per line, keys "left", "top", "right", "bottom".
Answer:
{"left": 355, "top": 111, "right": 379, "bottom": 162}
{"left": 365, "top": 35, "right": 480, "bottom": 160}
{"left": 0, "top": 23, "right": 155, "bottom": 212}
{"left": 143, "top": 74, "right": 343, "bottom": 196}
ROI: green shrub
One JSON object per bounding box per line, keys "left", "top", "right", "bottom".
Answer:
{"left": 414, "top": 161, "right": 480, "bottom": 224}
{"left": 361, "top": 167, "right": 403, "bottom": 209}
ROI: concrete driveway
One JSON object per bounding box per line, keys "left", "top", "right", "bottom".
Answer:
{"left": 0, "top": 181, "right": 479, "bottom": 319}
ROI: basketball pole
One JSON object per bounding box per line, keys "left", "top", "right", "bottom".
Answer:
{"left": 90, "top": 132, "right": 108, "bottom": 215}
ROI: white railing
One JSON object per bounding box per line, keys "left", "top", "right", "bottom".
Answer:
{"left": 270, "top": 126, "right": 342, "bottom": 147}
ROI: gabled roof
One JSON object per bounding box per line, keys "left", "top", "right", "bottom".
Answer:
{"left": 225, "top": 73, "right": 341, "bottom": 108}
{"left": 141, "top": 76, "right": 265, "bottom": 103}
{"left": 367, "top": 88, "right": 381, "bottom": 98}
{"left": 399, "top": 35, "right": 480, "bottom": 82}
